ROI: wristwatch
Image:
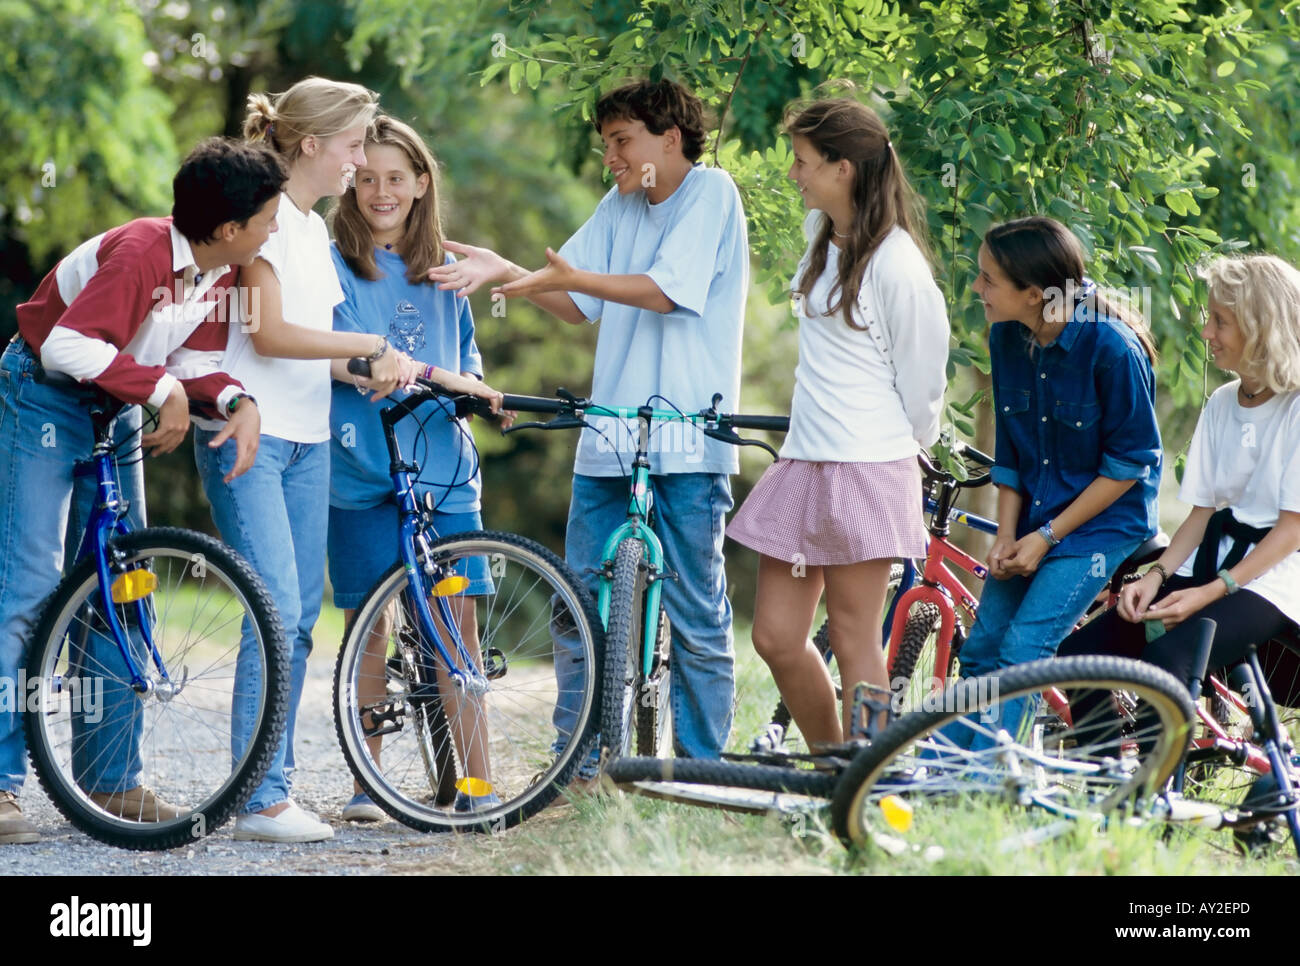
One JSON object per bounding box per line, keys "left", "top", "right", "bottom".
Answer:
{"left": 226, "top": 392, "right": 257, "bottom": 416}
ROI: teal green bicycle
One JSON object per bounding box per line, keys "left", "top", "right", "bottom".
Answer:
{"left": 497, "top": 389, "right": 787, "bottom": 760}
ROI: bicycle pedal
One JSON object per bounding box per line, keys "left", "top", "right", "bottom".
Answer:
{"left": 849, "top": 682, "right": 896, "bottom": 742}
{"left": 361, "top": 702, "right": 405, "bottom": 738}
{"left": 749, "top": 723, "right": 786, "bottom": 753}
{"left": 483, "top": 646, "right": 508, "bottom": 679}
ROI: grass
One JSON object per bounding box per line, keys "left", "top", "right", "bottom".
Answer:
{"left": 354, "top": 618, "right": 1296, "bottom": 876}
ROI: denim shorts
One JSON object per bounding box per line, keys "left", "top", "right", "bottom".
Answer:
{"left": 327, "top": 500, "right": 492, "bottom": 609}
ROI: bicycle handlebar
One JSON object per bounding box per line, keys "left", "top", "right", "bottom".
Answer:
{"left": 347, "top": 358, "right": 789, "bottom": 436}
{"left": 347, "top": 358, "right": 991, "bottom": 473}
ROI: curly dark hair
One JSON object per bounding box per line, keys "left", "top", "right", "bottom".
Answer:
{"left": 172, "top": 137, "right": 287, "bottom": 243}
{"left": 594, "top": 79, "right": 709, "bottom": 161}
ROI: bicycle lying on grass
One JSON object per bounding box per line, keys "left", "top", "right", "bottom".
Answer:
{"left": 610, "top": 448, "right": 1300, "bottom": 857}
{"left": 24, "top": 390, "right": 288, "bottom": 851}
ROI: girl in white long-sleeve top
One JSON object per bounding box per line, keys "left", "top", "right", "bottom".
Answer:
{"left": 728, "top": 97, "right": 949, "bottom": 747}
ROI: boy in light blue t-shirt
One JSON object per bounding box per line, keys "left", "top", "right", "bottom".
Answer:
{"left": 432, "top": 78, "right": 749, "bottom": 763}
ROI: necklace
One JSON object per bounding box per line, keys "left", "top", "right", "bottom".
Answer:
{"left": 1241, "top": 382, "right": 1268, "bottom": 401}
{"left": 832, "top": 227, "right": 850, "bottom": 239}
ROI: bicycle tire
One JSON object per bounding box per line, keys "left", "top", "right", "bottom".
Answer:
{"left": 830, "top": 655, "right": 1195, "bottom": 848}
{"left": 24, "top": 527, "right": 288, "bottom": 850}
{"left": 888, "top": 601, "right": 947, "bottom": 714}
{"left": 334, "top": 530, "right": 603, "bottom": 832}
{"left": 606, "top": 755, "right": 838, "bottom": 798}
{"left": 601, "top": 538, "right": 644, "bottom": 759}
{"left": 766, "top": 563, "right": 904, "bottom": 740}
{"left": 635, "top": 606, "right": 672, "bottom": 757}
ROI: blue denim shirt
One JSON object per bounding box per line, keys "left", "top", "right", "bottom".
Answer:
{"left": 989, "top": 293, "right": 1161, "bottom": 557}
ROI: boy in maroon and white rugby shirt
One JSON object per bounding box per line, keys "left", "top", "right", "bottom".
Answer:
{"left": 0, "top": 138, "right": 286, "bottom": 844}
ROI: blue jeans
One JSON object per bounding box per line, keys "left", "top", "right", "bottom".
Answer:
{"left": 954, "top": 542, "right": 1140, "bottom": 749}
{"left": 553, "top": 473, "right": 735, "bottom": 768}
{"left": 0, "top": 340, "right": 145, "bottom": 794}
{"left": 194, "top": 429, "right": 328, "bottom": 813}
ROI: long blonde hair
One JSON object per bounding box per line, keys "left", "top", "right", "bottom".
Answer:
{"left": 243, "top": 76, "right": 378, "bottom": 165}
{"left": 1198, "top": 253, "right": 1300, "bottom": 393}
{"left": 331, "top": 115, "right": 444, "bottom": 284}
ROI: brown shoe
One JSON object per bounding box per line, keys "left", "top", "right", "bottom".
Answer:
{"left": 0, "top": 791, "right": 40, "bottom": 844}
{"left": 88, "top": 785, "right": 190, "bottom": 822}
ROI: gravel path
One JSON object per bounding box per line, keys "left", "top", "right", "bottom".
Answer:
{"left": 2, "top": 648, "right": 474, "bottom": 875}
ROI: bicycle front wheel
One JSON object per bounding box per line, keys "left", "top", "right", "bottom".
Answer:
{"left": 24, "top": 527, "right": 288, "bottom": 850}
{"left": 333, "top": 531, "right": 603, "bottom": 832}
{"left": 601, "top": 537, "right": 645, "bottom": 759}
{"left": 830, "top": 655, "right": 1194, "bottom": 847}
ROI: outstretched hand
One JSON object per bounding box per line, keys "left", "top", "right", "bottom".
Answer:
{"left": 494, "top": 248, "right": 578, "bottom": 300}
{"left": 428, "top": 240, "right": 511, "bottom": 297}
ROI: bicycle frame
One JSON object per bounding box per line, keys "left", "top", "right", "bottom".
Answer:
{"left": 885, "top": 535, "right": 987, "bottom": 687}
{"left": 64, "top": 409, "right": 165, "bottom": 694}
{"left": 590, "top": 405, "right": 669, "bottom": 680}
{"left": 378, "top": 394, "right": 488, "bottom": 695}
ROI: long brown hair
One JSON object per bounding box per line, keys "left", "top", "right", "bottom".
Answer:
{"left": 786, "top": 97, "right": 931, "bottom": 330}
{"left": 330, "top": 115, "right": 444, "bottom": 284}
{"left": 984, "top": 216, "right": 1157, "bottom": 362}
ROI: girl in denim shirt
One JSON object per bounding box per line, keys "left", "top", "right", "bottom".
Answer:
{"left": 961, "top": 217, "right": 1161, "bottom": 705}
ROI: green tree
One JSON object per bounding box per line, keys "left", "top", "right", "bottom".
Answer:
{"left": 356, "top": 0, "right": 1300, "bottom": 447}
{"left": 0, "top": 0, "right": 178, "bottom": 329}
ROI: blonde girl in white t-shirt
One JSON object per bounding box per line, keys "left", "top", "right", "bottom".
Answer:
{"left": 193, "top": 78, "right": 497, "bottom": 843}
{"left": 1059, "top": 254, "right": 1300, "bottom": 697}
{"left": 728, "top": 98, "right": 949, "bottom": 747}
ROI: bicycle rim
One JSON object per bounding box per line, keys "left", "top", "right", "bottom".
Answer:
{"left": 334, "top": 532, "right": 602, "bottom": 832}
{"left": 25, "top": 529, "right": 287, "bottom": 850}
{"left": 831, "top": 655, "right": 1194, "bottom": 847}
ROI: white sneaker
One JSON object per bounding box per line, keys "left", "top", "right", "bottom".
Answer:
{"left": 342, "top": 793, "right": 386, "bottom": 823}
{"left": 234, "top": 801, "right": 334, "bottom": 843}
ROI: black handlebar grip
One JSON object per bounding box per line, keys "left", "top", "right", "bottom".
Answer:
{"left": 962, "top": 443, "right": 994, "bottom": 467}
{"left": 347, "top": 357, "right": 371, "bottom": 378}
{"left": 727, "top": 414, "right": 790, "bottom": 432}
{"left": 498, "top": 394, "right": 569, "bottom": 414}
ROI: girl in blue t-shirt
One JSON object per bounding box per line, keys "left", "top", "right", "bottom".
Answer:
{"left": 327, "top": 115, "right": 504, "bottom": 820}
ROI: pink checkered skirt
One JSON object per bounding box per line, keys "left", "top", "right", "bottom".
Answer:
{"left": 727, "top": 456, "right": 927, "bottom": 566}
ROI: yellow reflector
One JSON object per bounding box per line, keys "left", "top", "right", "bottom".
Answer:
{"left": 432, "top": 575, "right": 470, "bottom": 596}
{"left": 111, "top": 570, "right": 157, "bottom": 604}
{"left": 879, "top": 794, "right": 913, "bottom": 833}
{"left": 456, "top": 777, "right": 494, "bottom": 797}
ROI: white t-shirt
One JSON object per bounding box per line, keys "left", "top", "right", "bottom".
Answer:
{"left": 781, "top": 214, "right": 949, "bottom": 462}
{"left": 197, "top": 193, "right": 342, "bottom": 442}
{"left": 1176, "top": 382, "right": 1300, "bottom": 623}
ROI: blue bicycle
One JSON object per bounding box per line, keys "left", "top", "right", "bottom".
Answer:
{"left": 332, "top": 364, "right": 604, "bottom": 832}
{"left": 24, "top": 392, "right": 288, "bottom": 850}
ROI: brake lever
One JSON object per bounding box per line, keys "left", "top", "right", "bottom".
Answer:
{"left": 503, "top": 415, "right": 589, "bottom": 435}
{"left": 702, "top": 426, "right": 778, "bottom": 461}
